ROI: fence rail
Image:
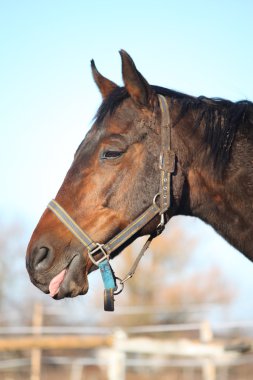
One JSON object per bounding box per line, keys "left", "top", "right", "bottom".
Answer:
{"left": 1, "top": 320, "right": 253, "bottom": 335}
{"left": 0, "top": 335, "right": 112, "bottom": 352}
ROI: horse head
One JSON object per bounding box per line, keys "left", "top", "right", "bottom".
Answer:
{"left": 26, "top": 51, "right": 186, "bottom": 300}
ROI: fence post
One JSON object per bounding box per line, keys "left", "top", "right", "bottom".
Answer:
{"left": 200, "top": 321, "right": 215, "bottom": 380}
{"left": 30, "top": 302, "right": 43, "bottom": 380}
{"left": 107, "top": 329, "right": 126, "bottom": 380}
{"left": 70, "top": 361, "right": 83, "bottom": 380}
{"left": 200, "top": 320, "right": 213, "bottom": 343}
{"left": 202, "top": 359, "right": 216, "bottom": 380}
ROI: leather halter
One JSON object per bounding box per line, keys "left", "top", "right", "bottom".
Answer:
{"left": 47, "top": 95, "right": 175, "bottom": 311}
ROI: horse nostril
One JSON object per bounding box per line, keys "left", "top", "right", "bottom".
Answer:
{"left": 33, "top": 246, "right": 53, "bottom": 270}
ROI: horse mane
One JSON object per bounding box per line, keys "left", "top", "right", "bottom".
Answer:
{"left": 95, "top": 85, "right": 253, "bottom": 173}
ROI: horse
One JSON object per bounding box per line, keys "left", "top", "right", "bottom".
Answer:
{"left": 26, "top": 50, "right": 253, "bottom": 308}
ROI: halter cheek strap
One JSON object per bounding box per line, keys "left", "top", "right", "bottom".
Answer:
{"left": 158, "top": 95, "right": 175, "bottom": 217}
{"left": 47, "top": 94, "right": 175, "bottom": 311}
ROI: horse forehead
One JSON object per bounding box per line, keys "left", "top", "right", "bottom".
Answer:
{"left": 115, "top": 99, "right": 142, "bottom": 121}
{"left": 75, "top": 99, "right": 142, "bottom": 158}
{"left": 104, "top": 103, "right": 144, "bottom": 136}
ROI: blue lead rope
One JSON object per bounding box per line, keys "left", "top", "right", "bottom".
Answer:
{"left": 99, "top": 260, "right": 116, "bottom": 290}
{"left": 98, "top": 261, "right": 116, "bottom": 311}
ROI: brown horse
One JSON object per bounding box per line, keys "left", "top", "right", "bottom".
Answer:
{"left": 26, "top": 50, "right": 253, "bottom": 302}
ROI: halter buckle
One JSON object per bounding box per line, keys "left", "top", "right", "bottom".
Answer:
{"left": 88, "top": 243, "right": 110, "bottom": 266}
{"left": 159, "top": 153, "right": 164, "bottom": 170}
{"left": 159, "top": 151, "right": 175, "bottom": 172}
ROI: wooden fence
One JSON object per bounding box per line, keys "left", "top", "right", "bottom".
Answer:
{"left": 1, "top": 303, "right": 253, "bottom": 380}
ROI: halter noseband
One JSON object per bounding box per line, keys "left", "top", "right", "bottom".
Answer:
{"left": 47, "top": 95, "right": 175, "bottom": 311}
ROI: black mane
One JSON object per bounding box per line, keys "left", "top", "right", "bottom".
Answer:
{"left": 95, "top": 85, "right": 253, "bottom": 172}
{"left": 95, "top": 85, "right": 194, "bottom": 124}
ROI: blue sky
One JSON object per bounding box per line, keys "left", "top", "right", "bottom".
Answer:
{"left": 1, "top": 0, "right": 252, "bottom": 222}
{"left": 0, "top": 0, "right": 253, "bottom": 318}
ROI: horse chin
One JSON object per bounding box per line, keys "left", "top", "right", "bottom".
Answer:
{"left": 51, "top": 254, "right": 89, "bottom": 300}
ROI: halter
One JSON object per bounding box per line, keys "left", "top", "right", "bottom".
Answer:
{"left": 47, "top": 95, "right": 175, "bottom": 311}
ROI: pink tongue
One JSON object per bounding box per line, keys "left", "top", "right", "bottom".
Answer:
{"left": 49, "top": 269, "right": 67, "bottom": 297}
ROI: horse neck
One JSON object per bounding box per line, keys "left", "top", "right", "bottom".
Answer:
{"left": 173, "top": 105, "right": 253, "bottom": 261}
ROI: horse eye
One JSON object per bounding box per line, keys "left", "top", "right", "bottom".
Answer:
{"left": 101, "top": 151, "right": 124, "bottom": 160}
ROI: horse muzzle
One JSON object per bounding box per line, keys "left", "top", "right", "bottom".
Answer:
{"left": 26, "top": 242, "right": 89, "bottom": 299}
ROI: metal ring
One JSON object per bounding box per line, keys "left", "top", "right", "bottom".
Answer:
{"left": 153, "top": 193, "right": 161, "bottom": 207}
{"left": 113, "top": 277, "right": 124, "bottom": 295}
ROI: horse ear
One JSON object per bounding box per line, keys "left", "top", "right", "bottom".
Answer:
{"left": 91, "top": 60, "right": 118, "bottom": 99}
{"left": 120, "top": 50, "right": 154, "bottom": 108}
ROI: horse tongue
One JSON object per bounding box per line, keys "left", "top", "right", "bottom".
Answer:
{"left": 49, "top": 269, "right": 67, "bottom": 297}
